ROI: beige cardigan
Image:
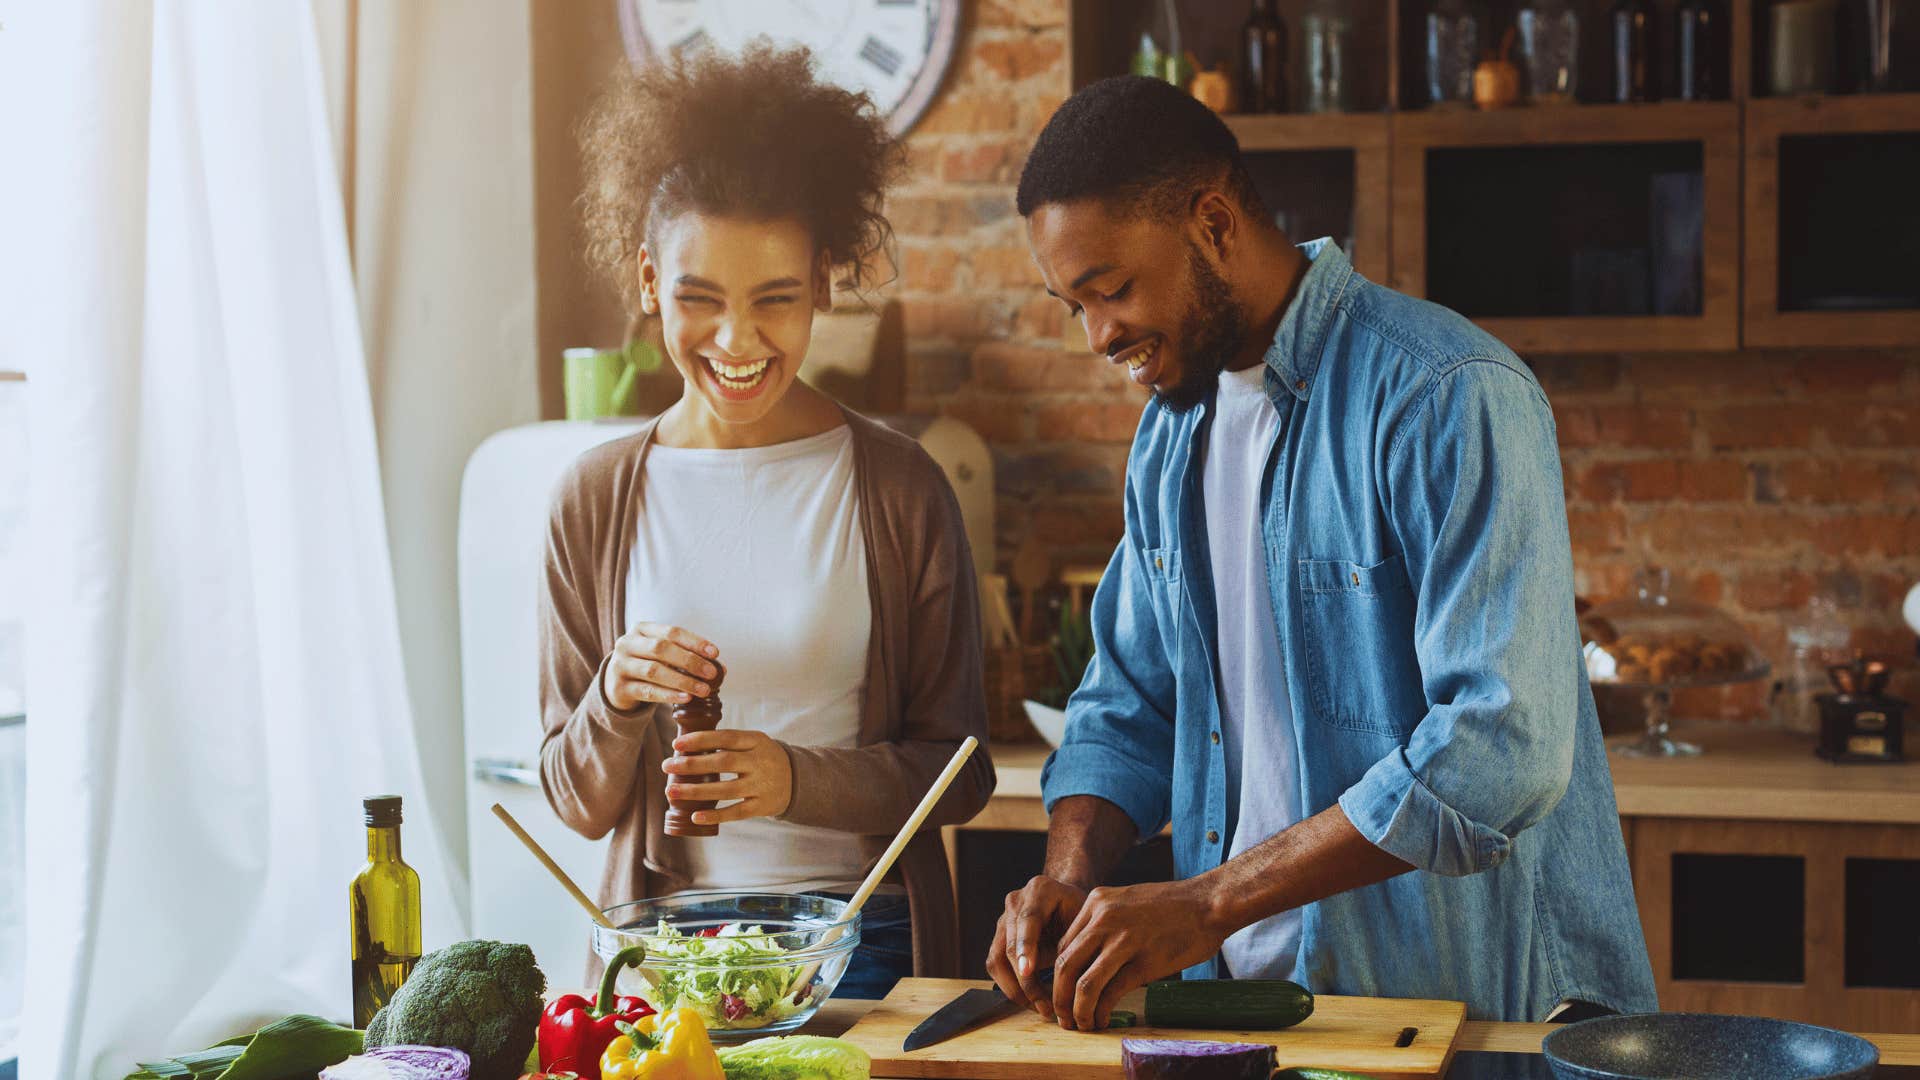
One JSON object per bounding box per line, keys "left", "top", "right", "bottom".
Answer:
{"left": 537, "top": 407, "right": 996, "bottom": 979}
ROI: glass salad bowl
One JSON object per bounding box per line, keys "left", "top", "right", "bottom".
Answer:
{"left": 592, "top": 891, "right": 861, "bottom": 1039}
{"left": 1580, "top": 567, "right": 1771, "bottom": 757}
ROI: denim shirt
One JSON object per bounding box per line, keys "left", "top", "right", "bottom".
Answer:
{"left": 1041, "top": 240, "right": 1657, "bottom": 1021}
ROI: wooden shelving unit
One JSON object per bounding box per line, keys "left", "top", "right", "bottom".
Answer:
{"left": 1063, "top": 0, "right": 1920, "bottom": 355}
{"left": 1223, "top": 111, "right": 1391, "bottom": 151}
{"left": 1223, "top": 113, "right": 1392, "bottom": 281}
{"left": 1743, "top": 93, "right": 1920, "bottom": 347}
{"left": 1393, "top": 102, "right": 1741, "bottom": 352}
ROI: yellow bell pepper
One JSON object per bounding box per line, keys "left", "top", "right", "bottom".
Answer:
{"left": 599, "top": 1008, "right": 724, "bottom": 1080}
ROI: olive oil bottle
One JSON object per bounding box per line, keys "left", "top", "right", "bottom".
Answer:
{"left": 350, "top": 795, "right": 421, "bottom": 1027}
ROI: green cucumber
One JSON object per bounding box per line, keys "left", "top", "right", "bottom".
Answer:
{"left": 1141, "top": 978, "right": 1315, "bottom": 1030}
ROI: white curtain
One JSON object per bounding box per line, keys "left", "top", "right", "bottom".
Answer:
{"left": 2, "top": 3, "right": 467, "bottom": 1077}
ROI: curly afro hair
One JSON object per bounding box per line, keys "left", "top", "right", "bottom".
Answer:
{"left": 1016, "top": 75, "right": 1266, "bottom": 223}
{"left": 580, "top": 42, "right": 907, "bottom": 314}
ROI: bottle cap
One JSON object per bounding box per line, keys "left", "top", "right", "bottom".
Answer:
{"left": 364, "top": 795, "right": 403, "bottom": 827}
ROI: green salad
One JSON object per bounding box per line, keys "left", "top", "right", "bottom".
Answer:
{"left": 636, "top": 921, "right": 821, "bottom": 1030}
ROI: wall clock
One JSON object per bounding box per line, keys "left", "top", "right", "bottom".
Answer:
{"left": 616, "top": 1, "right": 963, "bottom": 137}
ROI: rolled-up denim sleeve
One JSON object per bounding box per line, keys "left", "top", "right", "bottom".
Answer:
{"left": 1339, "top": 360, "right": 1581, "bottom": 877}
{"left": 1041, "top": 526, "right": 1178, "bottom": 842}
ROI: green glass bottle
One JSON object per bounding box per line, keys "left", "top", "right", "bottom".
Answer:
{"left": 350, "top": 795, "right": 421, "bottom": 1028}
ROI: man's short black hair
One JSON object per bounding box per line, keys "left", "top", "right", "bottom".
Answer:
{"left": 1016, "top": 75, "right": 1267, "bottom": 222}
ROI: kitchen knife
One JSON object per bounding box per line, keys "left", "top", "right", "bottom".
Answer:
{"left": 901, "top": 987, "right": 1026, "bottom": 1051}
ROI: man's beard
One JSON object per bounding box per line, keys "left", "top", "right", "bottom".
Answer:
{"left": 1153, "top": 244, "right": 1248, "bottom": 414}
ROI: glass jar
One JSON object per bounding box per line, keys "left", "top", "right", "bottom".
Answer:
{"left": 1425, "top": 0, "right": 1482, "bottom": 108}
{"left": 1768, "top": 0, "right": 1838, "bottom": 96}
{"left": 1302, "top": 0, "right": 1352, "bottom": 113}
{"left": 1775, "top": 595, "right": 1851, "bottom": 733}
{"left": 1518, "top": 0, "right": 1580, "bottom": 103}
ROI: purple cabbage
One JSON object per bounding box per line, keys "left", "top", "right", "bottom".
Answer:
{"left": 320, "top": 1045, "right": 471, "bottom": 1079}
{"left": 1122, "top": 1037, "right": 1278, "bottom": 1080}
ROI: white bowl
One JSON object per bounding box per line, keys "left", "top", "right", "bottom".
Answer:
{"left": 1022, "top": 700, "right": 1067, "bottom": 748}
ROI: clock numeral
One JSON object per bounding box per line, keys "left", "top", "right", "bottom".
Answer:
{"left": 859, "top": 34, "right": 906, "bottom": 77}
{"left": 673, "top": 27, "right": 711, "bottom": 55}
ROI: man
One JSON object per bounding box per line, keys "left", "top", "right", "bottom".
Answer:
{"left": 987, "top": 76, "right": 1656, "bottom": 1029}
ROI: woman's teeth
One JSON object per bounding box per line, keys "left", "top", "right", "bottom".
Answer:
{"left": 707, "top": 356, "right": 771, "bottom": 390}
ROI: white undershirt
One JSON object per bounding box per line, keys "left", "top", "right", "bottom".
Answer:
{"left": 1201, "top": 364, "right": 1304, "bottom": 980}
{"left": 624, "top": 425, "right": 873, "bottom": 894}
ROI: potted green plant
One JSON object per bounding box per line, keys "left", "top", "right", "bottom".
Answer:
{"left": 1024, "top": 601, "right": 1094, "bottom": 747}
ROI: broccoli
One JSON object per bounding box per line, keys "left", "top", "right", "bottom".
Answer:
{"left": 363, "top": 939, "right": 545, "bottom": 1080}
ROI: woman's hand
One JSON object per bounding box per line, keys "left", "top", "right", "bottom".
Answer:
{"left": 661, "top": 729, "right": 794, "bottom": 825}
{"left": 602, "top": 622, "right": 720, "bottom": 713}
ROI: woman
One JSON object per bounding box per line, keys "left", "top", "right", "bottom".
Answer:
{"left": 537, "top": 43, "right": 994, "bottom": 998}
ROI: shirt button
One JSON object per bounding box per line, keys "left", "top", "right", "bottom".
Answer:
{"left": 1211, "top": 731, "right": 1221, "bottom": 745}
{"left": 1155, "top": 556, "right": 1164, "bottom": 570}
{"left": 1294, "top": 379, "right": 1307, "bottom": 392}
{"left": 1207, "top": 829, "right": 1220, "bottom": 844}
{"left": 1352, "top": 571, "right": 1361, "bottom": 585}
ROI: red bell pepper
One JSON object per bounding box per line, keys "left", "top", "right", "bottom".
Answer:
{"left": 538, "top": 944, "right": 655, "bottom": 1080}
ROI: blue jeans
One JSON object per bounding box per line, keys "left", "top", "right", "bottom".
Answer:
{"left": 822, "top": 891, "right": 912, "bottom": 1001}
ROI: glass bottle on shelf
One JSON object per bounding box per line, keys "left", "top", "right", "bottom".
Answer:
{"left": 1425, "top": 0, "right": 1482, "bottom": 109}
{"left": 1610, "top": 0, "right": 1660, "bottom": 102}
{"left": 1130, "top": 31, "right": 1164, "bottom": 78}
{"left": 1302, "top": 0, "right": 1352, "bottom": 113}
{"left": 1674, "top": 0, "right": 1728, "bottom": 99}
{"left": 1518, "top": 0, "right": 1581, "bottom": 104}
{"left": 1241, "top": 0, "right": 1289, "bottom": 112}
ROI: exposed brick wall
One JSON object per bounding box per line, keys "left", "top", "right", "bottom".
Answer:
{"left": 1542, "top": 352, "right": 1920, "bottom": 715}
{"left": 890, "top": 0, "right": 1920, "bottom": 718}
{"left": 892, "top": 0, "right": 1138, "bottom": 568}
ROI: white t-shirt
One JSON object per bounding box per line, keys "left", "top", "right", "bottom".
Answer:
{"left": 624, "top": 425, "right": 873, "bottom": 893}
{"left": 1200, "top": 364, "right": 1304, "bottom": 980}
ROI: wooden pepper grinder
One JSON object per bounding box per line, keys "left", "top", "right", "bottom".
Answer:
{"left": 664, "top": 660, "right": 726, "bottom": 837}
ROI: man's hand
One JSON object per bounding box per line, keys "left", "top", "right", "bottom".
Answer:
{"left": 986, "top": 795, "right": 1141, "bottom": 1022}
{"left": 985, "top": 876, "right": 1088, "bottom": 1022}
{"left": 1050, "top": 878, "right": 1230, "bottom": 1031}
{"left": 660, "top": 728, "right": 794, "bottom": 824}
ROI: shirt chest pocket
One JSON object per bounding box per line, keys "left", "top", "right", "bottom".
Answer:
{"left": 1141, "top": 545, "right": 1186, "bottom": 652}
{"left": 1297, "top": 552, "right": 1426, "bottom": 737}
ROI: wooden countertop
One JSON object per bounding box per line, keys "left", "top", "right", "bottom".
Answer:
{"left": 802, "top": 998, "right": 1920, "bottom": 1069}
{"left": 969, "top": 722, "right": 1920, "bottom": 830}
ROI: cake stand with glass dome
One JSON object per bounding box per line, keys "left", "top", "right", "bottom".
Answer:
{"left": 1580, "top": 568, "right": 1771, "bottom": 757}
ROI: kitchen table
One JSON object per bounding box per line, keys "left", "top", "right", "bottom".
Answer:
{"left": 798, "top": 998, "right": 1920, "bottom": 1078}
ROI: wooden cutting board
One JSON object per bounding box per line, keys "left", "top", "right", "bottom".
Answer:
{"left": 841, "top": 978, "right": 1466, "bottom": 1079}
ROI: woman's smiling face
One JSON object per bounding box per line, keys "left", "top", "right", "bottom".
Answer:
{"left": 640, "top": 213, "right": 830, "bottom": 429}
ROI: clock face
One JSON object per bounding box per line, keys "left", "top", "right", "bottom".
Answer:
{"left": 618, "top": 0, "right": 962, "bottom": 137}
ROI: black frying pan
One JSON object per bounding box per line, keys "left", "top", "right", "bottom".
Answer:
{"left": 1543, "top": 1013, "right": 1879, "bottom": 1080}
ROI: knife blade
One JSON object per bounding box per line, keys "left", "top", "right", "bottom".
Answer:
{"left": 901, "top": 987, "right": 1024, "bottom": 1052}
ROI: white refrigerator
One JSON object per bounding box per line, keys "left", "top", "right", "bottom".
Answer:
{"left": 459, "top": 419, "right": 640, "bottom": 979}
